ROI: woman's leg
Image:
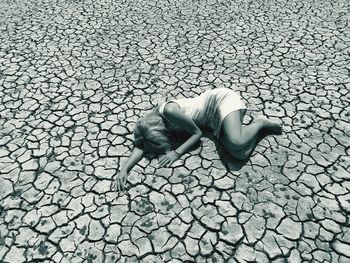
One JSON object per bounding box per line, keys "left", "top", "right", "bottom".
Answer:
{"left": 240, "top": 108, "right": 247, "bottom": 123}
{"left": 220, "top": 110, "right": 281, "bottom": 160}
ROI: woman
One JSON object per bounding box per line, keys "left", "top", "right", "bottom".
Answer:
{"left": 113, "top": 87, "right": 282, "bottom": 191}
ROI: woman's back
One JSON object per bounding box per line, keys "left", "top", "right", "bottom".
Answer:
{"left": 159, "top": 88, "right": 246, "bottom": 137}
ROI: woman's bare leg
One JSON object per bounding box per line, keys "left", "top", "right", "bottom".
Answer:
{"left": 220, "top": 110, "right": 282, "bottom": 160}
{"left": 234, "top": 134, "right": 259, "bottom": 159}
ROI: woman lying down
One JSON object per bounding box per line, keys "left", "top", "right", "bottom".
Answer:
{"left": 113, "top": 87, "right": 282, "bottom": 191}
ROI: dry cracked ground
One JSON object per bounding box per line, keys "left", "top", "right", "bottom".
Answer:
{"left": 0, "top": 0, "right": 349, "bottom": 262}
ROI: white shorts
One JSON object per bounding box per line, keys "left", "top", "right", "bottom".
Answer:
{"left": 209, "top": 88, "right": 247, "bottom": 137}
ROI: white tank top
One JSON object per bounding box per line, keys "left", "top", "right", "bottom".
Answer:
{"left": 158, "top": 89, "right": 227, "bottom": 137}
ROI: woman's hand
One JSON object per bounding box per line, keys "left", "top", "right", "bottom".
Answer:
{"left": 112, "top": 169, "right": 128, "bottom": 192}
{"left": 159, "top": 150, "right": 180, "bottom": 168}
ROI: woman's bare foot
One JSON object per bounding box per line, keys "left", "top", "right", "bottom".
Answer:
{"left": 256, "top": 116, "right": 283, "bottom": 134}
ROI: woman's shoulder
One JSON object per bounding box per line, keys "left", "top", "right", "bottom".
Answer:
{"left": 159, "top": 100, "right": 180, "bottom": 116}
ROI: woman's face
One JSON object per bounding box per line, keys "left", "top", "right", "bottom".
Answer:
{"left": 134, "top": 111, "right": 172, "bottom": 155}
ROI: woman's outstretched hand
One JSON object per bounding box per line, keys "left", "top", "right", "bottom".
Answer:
{"left": 112, "top": 169, "right": 128, "bottom": 192}
{"left": 159, "top": 150, "right": 179, "bottom": 168}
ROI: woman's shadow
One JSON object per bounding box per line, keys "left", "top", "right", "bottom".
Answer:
{"left": 170, "top": 127, "right": 282, "bottom": 172}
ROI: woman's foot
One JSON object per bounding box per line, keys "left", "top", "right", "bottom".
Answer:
{"left": 256, "top": 116, "right": 283, "bottom": 134}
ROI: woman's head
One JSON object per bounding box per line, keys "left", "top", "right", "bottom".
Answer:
{"left": 133, "top": 107, "right": 172, "bottom": 156}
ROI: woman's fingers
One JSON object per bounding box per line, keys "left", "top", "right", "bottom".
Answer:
{"left": 118, "top": 179, "right": 124, "bottom": 191}
{"left": 116, "top": 179, "right": 121, "bottom": 192}
{"left": 113, "top": 173, "right": 127, "bottom": 192}
{"left": 123, "top": 176, "right": 127, "bottom": 189}
{"left": 164, "top": 159, "right": 171, "bottom": 168}
{"left": 166, "top": 160, "right": 174, "bottom": 168}
{"left": 159, "top": 155, "right": 178, "bottom": 168}
{"left": 162, "top": 161, "right": 170, "bottom": 167}
{"left": 113, "top": 180, "right": 118, "bottom": 191}
{"left": 120, "top": 178, "right": 125, "bottom": 191}
{"left": 159, "top": 157, "right": 169, "bottom": 167}
{"left": 118, "top": 177, "right": 124, "bottom": 191}
{"left": 159, "top": 156, "right": 167, "bottom": 163}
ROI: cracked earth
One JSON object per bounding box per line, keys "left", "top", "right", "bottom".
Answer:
{"left": 0, "top": 0, "right": 349, "bottom": 262}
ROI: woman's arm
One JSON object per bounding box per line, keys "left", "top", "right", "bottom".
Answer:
{"left": 159, "top": 102, "right": 202, "bottom": 167}
{"left": 120, "top": 146, "right": 144, "bottom": 173}
{"left": 114, "top": 146, "right": 144, "bottom": 191}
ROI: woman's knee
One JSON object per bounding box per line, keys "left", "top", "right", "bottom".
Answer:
{"left": 226, "top": 148, "right": 248, "bottom": 161}
{"left": 221, "top": 110, "right": 243, "bottom": 147}
{"left": 225, "top": 133, "right": 245, "bottom": 150}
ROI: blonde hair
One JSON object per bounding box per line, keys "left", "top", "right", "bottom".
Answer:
{"left": 133, "top": 107, "right": 173, "bottom": 156}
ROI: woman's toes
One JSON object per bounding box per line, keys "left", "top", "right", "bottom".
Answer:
{"left": 257, "top": 117, "right": 282, "bottom": 132}
{"left": 267, "top": 121, "right": 283, "bottom": 134}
